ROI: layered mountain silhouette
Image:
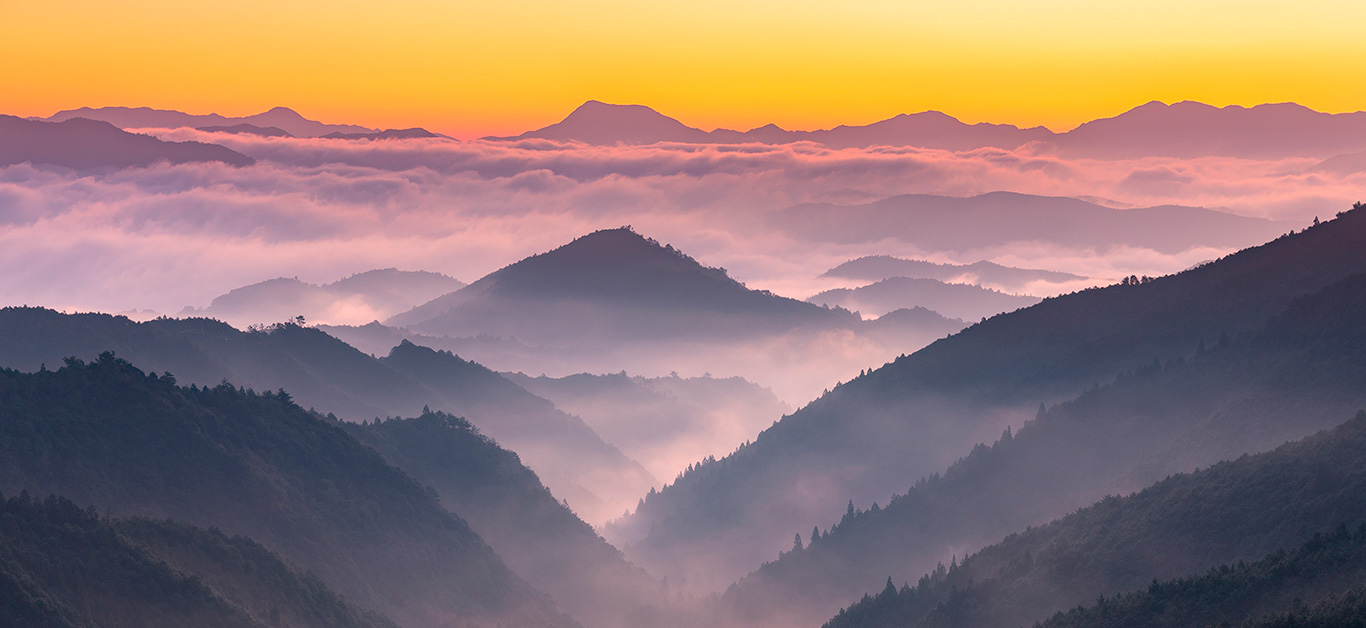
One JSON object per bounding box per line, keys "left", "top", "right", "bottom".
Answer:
{"left": 0, "top": 493, "right": 397, "bottom": 628}
{"left": 0, "top": 355, "right": 575, "bottom": 628}
{"left": 1053, "top": 100, "right": 1366, "bottom": 159}
{"left": 321, "top": 128, "right": 447, "bottom": 140}
{"left": 719, "top": 268, "right": 1366, "bottom": 626}
{"left": 0, "top": 115, "right": 254, "bottom": 170}
{"left": 0, "top": 310, "right": 652, "bottom": 525}
{"left": 808, "top": 277, "right": 1040, "bottom": 321}
{"left": 493, "top": 100, "right": 1051, "bottom": 150}
{"left": 821, "top": 256, "right": 1086, "bottom": 292}
{"left": 504, "top": 371, "right": 792, "bottom": 482}
{"left": 820, "top": 410, "right": 1366, "bottom": 628}
{"left": 603, "top": 204, "right": 1366, "bottom": 596}
{"left": 196, "top": 123, "right": 293, "bottom": 137}
{"left": 776, "top": 192, "right": 1290, "bottom": 254}
{"left": 182, "top": 269, "right": 465, "bottom": 328}
{"left": 343, "top": 410, "right": 685, "bottom": 628}
{"left": 43, "top": 106, "right": 375, "bottom": 138}
{"left": 493, "top": 100, "right": 1366, "bottom": 158}
{"left": 386, "top": 227, "right": 858, "bottom": 344}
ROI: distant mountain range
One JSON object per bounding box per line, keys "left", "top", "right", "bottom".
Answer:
{"left": 603, "top": 202, "right": 1366, "bottom": 596}
{"left": 809, "top": 277, "right": 1041, "bottom": 321}
{"left": 821, "top": 256, "right": 1086, "bottom": 293}
{"left": 492, "top": 100, "right": 1366, "bottom": 158}
{"left": 0, "top": 115, "right": 254, "bottom": 170}
{"left": 196, "top": 122, "right": 294, "bottom": 137}
{"left": 777, "top": 192, "right": 1291, "bottom": 254}
{"left": 26, "top": 100, "right": 1366, "bottom": 159}
{"left": 43, "top": 106, "right": 376, "bottom": 138}
{"left": 182, "top": 268, "right": 465, "bottom": 328}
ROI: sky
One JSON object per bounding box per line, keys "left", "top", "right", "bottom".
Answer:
{"left": 4, "top": 0, "right": 1365, "bottom": 138}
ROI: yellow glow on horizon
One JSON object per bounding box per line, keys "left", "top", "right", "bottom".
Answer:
{"left": 2, "top": 0, "right": 1364, "bottom": 138}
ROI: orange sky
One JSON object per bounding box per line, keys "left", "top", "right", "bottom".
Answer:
{"left": 3, "top": 0, "right": 1364, "bottom": 138}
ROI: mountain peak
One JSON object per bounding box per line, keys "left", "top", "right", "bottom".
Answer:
{"left": 508, "top": 101, "right": 712, "bottom": 145}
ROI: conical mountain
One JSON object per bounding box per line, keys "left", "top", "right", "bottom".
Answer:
{"left": 387, "top": 227, "right": 852, "bottom": 344}
{"left": 499, "top": 101, "right": 714, "bottom": 145}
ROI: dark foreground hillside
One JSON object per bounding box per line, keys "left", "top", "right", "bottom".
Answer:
{"left": 611, "top": 204, "right": 1366, "bottom": 593}
{"left": 0, "top": 492, "right": 396, "bottom": 628}
{"left": 822, "top": 410, "right": 1366, "bottom": 628}
{"left": 0, "top": 355, "right": 574, "bottom": 628}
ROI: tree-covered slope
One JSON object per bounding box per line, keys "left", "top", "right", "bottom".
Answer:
{"left": 0, "top": 492, "right": 396, "bottom": 628}
{"left": 0, "top": 311, "right": 649, "bottom": 525}
{"left": 0, "top": 355, "right": 574, "bottom": 628}
{"left": 345, "top": 411, "right": 685, "bottom": 628}
{"left": 607, "top": 205, "right": 1366, "bottom": 593}
{"left": 820, "top": 410, "right": 1366, "bottom": 628}
{"left": 1032, "top": 523, "right": 1366, "bottom": 628}
{"left": 718, "top": 270, "right": 1366, "bottom": 626}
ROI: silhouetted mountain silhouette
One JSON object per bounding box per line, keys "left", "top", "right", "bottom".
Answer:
{"left": 0, "top": 355, "right": 576, "bottom": 628}
{"left": 196, "top": 123, "right": 293, "bottom": 137}
{"left": 777, "top": 192, "right": 1289, "bottom": 253}
{"left": 821, "top": 256, "right": 1085, "bottom": 290}
{"left": 0, "top": 115, "right": 254, "bottom": 170}
{"left": 605, "top": 203, "right": 1366, "bottom": 596}
{"left": 388, "top": 227, "right": 855, "bottom": 343}
{"left": 492, "top": 100, "right": 1366, "bottom": 157}
{"left": 1054, "top": 101, "right": 1366, "bottom": 158}
{"left": 184, "top": 269, "right": 464, "bottom": 327}
{"left": 809, "top": 277, "right": 1040, "bottom": 320}
{"left": 322, "top": 128, "right": 447, "bottom": 140}
{"left": 44, "top": 106, "right": 375, "bottom": 138}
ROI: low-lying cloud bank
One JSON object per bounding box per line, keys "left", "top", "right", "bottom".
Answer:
{"left": 1, "top": 131, "right": 1358, "bottom": 320}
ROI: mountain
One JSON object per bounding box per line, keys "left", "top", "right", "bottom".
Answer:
{"left": 493, "top": 101, "right": 1053, "bottom": 150}
{"left": 182, "top": 269, "right": 465, "bottom": 328}
{"left": 808, "top": 277, "right": 1040, "bottom": 321}
{"left": 377, "top": 340, "right": 657, "bottom": 524}
{"left": 0, "top": 309, "right": 650, "bottom": 525}
{"left": 800, "top": 111, "right": 1053, "bottom": 151}
{"left": 342, "top": 410, "right": 684, "bottom": 628}
{"left": 818, "top": 409, "right": 1366, "bottom": 628}
{"left": 1031, "top": 525, "right": 1366, "bottom": 628}
{"left": 775, "top": 192, "right": 1291, "bottom": 254}
{"left": 0, "top": 115, "right": 254, "bottom": 170}
{"left": 196, "top": 123, "right": 293, "bottom": 137}
{"left": 720, "top": 268, "right": 1366, "bottom": 626}
{"left": 387, "top": 227, "right": 857, "bottom": 344}
{"left": 494, "top": 100, "right": 716, "bottom": 145}
{"left": 0, "top": 492, "right": 397, "bottom": 628}
{"left": 321, "top": 128, "right": 446, "bottom": 140}
{"left": 0, "top": 355, "right": 575, "bottom": 628}
{"left": 602, "top": 204, "right": 1366, "bottom": 595}
{"left": 1054, "top": 101, "right": 1366, "bottom": 159}
{"left": 43, "top": 106, "right": 375, "bottom": 138}
{"left": 503, "top": 370, "right": 792, "bottom": 482}
{"left": 491, "top": 100, "right": 1366, "bottom": 157}
{"left": 820, "top": 256, "right": 1086, "bottom": 292}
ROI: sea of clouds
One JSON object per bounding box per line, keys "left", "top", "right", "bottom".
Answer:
{"left": 2, "top": 130, "right": 1361, "bottom": 316}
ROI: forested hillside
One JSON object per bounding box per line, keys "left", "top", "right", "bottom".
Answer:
{"left": 344, "top": 411, "right": 682, "bottom": 628}
{"left": 0, "top": 492, "right": 397, "bottom": 628}
{"left": 0, "top": 355, "right": 574, "bottom": 628}
{"left": 820, "top": 410, "right": 1366, "bottom": 628}
{"left": 608, "top": 205, "right": 1366, "bottom": 593}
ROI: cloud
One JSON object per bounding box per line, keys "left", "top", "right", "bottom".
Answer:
{"left": 1, "top": 131, "right": 1360, "bottom": 323}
